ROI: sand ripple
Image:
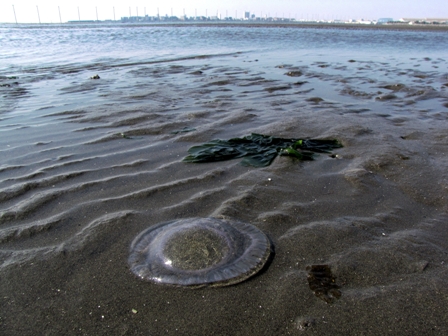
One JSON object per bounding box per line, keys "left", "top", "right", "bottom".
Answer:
{"left": 1, "top": 48, "right": 447, "bottom": 335}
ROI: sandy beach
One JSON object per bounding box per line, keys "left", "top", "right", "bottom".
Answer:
{"left": 1, "top": 25, "right": 448, "bottom": 335}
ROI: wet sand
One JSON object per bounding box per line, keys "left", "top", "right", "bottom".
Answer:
{"left": 1, "top": 51, "right": 448, "bottom": 335}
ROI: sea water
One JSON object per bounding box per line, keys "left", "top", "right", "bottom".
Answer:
{"left": 1, "top": 23, "right": 447, "bottom": 119}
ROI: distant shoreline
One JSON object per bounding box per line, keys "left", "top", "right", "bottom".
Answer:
{"left": 2, "top": 21, "right": 448, "bottom": 31}
{"left": 145, "top": 22, "right": 448, "bottom": 31}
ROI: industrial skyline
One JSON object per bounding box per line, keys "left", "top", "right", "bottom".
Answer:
{"left": 1, "top": 0, "right": 447, "bottom": 24}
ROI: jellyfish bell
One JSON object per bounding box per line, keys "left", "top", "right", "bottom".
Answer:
{"left": 128, "top": 218, "right": 272, "bottom": 288}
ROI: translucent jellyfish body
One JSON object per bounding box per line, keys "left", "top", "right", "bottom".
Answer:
{"left": 128, "top": 218, "right": 272, "bottom": 287}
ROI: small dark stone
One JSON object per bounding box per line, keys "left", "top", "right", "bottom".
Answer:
{"left": 380, "top": 83, "right": 405, "bottom": 91}
{"left": 294, "top": 316, "right": 316, "bottom": 331}
{"left": 306, "top": 97, "right": 324, "bottom": 103}
{"left": 376, "top": 93, "right": 397, "bottom": 101}
{"left": 413, "top": 73, "right": 427, "bottom": 79}
{"left": 341, "top": 88, "right": 372, "bottom": 98}
{"left": 285, "top": 71, "right": 303, "bottom": 77}
{"left": 209, "top": 80, "right": 231, "bottom": 86}
{"left": 264, "top": 85, "right": 291, "bottom": 93}
{"left": 171, "top": 127, "right": 196, "bottom": 134}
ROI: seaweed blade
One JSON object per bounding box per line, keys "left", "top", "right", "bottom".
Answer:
{"left": 183, "top": 134, "right": 342, "bottom": 167}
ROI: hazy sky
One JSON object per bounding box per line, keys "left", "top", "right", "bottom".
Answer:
{"left": 1, "top": 0, "right": 447, "bottom": 23}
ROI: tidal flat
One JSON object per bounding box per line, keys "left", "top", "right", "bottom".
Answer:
{"left": 1, "top": 24, "right": 448, "bottom": 335}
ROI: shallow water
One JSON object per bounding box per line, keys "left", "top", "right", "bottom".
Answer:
{"left": 1, "top": 24, "right": 448, "bottom": 335}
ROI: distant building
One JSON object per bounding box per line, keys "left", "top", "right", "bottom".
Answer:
{"left": 244, "top": 12, "right": 250, "bottom": 20}
{"left": 401, "top": 18, "right": 448, "bottom": 24}
{"left": 355, "top": 19, "right": 374, "bottom": 24}
{"left": 378, "top": 18, "right": 394, "bottom": 23}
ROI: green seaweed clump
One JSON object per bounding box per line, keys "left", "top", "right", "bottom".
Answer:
{"left": 183, "top": 133, "right": 342, "bottom": 167}
{"left": 171, "top": 127, "right": 197, "bottom": 134}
